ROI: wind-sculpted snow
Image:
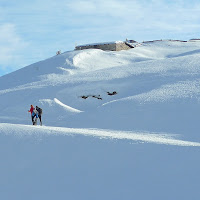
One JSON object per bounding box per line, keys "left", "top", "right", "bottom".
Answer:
{"left": 1, "top": 42, "right": 200, "bottom": 98}
{"left": 54, "top": 98, "right": 83, "bottom": 113}
{"left": 1, "top": 57, "right": 200, "bottom": 98}
{"left": 133, "top": 79, "right": 200, "bottom": 102}
{"left": 103, "top": 79, "right": 200, "bottom": 105}
{"left": 0, "top": 123, "right": 199, "bottom": 147}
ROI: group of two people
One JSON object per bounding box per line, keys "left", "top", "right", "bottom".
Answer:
{"left": 28, "top": 105, "right": 43, "bottom": 125}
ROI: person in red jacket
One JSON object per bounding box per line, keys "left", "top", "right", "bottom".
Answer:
{"left": 28, "top": 105, "right": 35, "bottom": 124}
{"left": 28, "top": 105, "right": 34, "bottom": 114}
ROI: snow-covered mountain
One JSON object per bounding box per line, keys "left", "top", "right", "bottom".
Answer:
{"left": 0, "top": 40, "right": 200, "bottom": 200}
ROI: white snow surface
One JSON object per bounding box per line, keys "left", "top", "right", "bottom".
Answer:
{"left": 0, "top": 40, "right": 200, "bottom": 200}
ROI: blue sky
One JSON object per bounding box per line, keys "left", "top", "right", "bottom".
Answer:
{"left": 0, "top": 0, "right": 200, "bottom": 76}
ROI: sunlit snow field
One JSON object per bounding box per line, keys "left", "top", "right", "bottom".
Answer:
{"left": 0, "top": 40, "right": 200, "bottom": 200}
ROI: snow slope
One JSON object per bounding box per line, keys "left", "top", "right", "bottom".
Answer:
{"left": 0, "top": 40, "right": 200, "bottom": 200}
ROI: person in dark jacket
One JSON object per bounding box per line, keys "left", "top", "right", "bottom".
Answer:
{"left": 36, "top": 106, "right": 43, "bottom": 126}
